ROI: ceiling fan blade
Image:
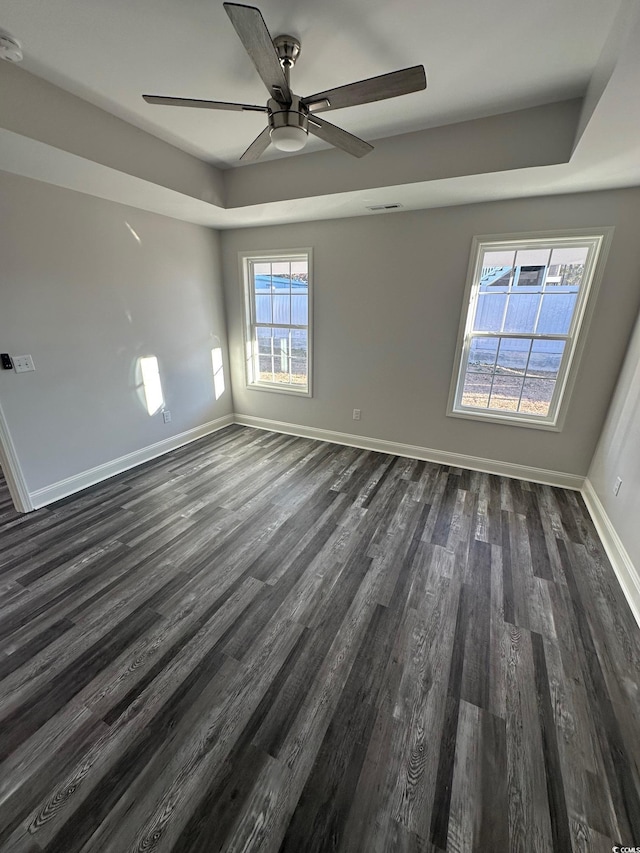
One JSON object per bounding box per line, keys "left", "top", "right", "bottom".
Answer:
{"left": 223, "top": 3, "right": 292, "bottom": 104}
{"left": 302, "top": 65, "right": 426, "bottom": 113}
{"left": 240, "top": 126, "right": 272, "bottom": 161}
{"left": 308, "top": 115, "right": 373, "bottom": 158}
{"left": 143, "top": 94, "right": 268, "bottom": 112}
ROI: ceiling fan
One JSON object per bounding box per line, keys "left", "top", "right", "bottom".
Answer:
{"left": 143, "top": 2, "right": 427, "bottom": 162}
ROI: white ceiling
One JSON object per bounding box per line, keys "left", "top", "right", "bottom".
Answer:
{"left": 0, "top": 0, "right": 639, "bottom": 228}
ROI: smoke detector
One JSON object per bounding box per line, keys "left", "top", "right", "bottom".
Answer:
{"left": 0, "top": 30, "right": 23, "bottom": 62}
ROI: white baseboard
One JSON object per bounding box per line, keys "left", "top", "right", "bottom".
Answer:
{"left": 24, "top": 410, "right": 587, "bottom": 513}
{"left": 582, "top": 479, "right": 640, "bottom": 628}
{"left": 29, "top": 414, "right": 235, "bottom": 509}
{"left": 233, "top": 414, "right": 585, "bottom": 490}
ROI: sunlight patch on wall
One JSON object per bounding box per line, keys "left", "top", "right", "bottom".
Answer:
{"left": 212, "top": 347, "right": 225, "bottom": 400}
{"left": 139, "top": 355, "right": 164, "bottom": 415}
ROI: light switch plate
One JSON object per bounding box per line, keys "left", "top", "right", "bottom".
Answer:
{"left": 13, "top": 355, "right": 35, "bottom": 373}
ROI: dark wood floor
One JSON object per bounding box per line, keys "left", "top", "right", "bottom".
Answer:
{"left": 0, "top": 427, "right": 639, "bottom": 853}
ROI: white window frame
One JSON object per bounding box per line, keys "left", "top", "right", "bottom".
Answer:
{"left": 240, "top": 248, "right": 313, "bottom": 397}
{"left": 447, "top": 229, "right": 613, "bottom": 431}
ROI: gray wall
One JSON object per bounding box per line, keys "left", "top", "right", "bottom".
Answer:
{"left": 222, "top": 187, "right": 640, "bottom": 478}
{"left": 2, "top": 170, "right": 639, "bottom": 506}
{"left": 0, "top": 170, "right": 231, "bottom": 494}
{"left": 588, "top": 306, "right": 640, "bottom": 569}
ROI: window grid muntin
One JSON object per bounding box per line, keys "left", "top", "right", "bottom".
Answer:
{"left": 245, "top": 253, "right": 310, "bottom": 394}
{"left": 462, "top": 333, "right": 567, "bottom": 416}
{"left": 474, "top": 253, "right": 582, "bottom": 338}
{"left": 452, "top": 233, "right": 604, "bottom": 426}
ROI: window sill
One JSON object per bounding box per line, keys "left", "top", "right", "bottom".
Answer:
{"left": 247, "top": 382, "right": 311, "bottom": 398}
{"left": 447, "top": 406, "right": 562, "bottom": 431}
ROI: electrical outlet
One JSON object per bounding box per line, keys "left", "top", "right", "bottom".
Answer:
{"left": 162, "top": 410, "right": 172, "bottom": 424}
{"left": 353, "top": 409, "right": 361, "bottom": 421}
{"left": 13, "top": 355, "right": 35, "bottom": 373}
{"left": 613, "top": 477, "right": 622, "bottom": 496}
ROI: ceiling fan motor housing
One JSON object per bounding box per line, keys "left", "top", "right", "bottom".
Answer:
{"left": 268, "top": 96, "right": 308, "bottom": 129}
{"left": 268, "top": 95, "right": 309, "bottom": 151}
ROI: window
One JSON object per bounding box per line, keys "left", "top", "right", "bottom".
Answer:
{"left": 241, "top": 250, "right": 312, "bottom": 395}
{"left": 448, "top": 231, "right": 610, "bottom": 429}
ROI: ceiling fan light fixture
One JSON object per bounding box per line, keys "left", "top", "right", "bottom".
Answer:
{"left": 270, "top": 123, "right": 308, "bottom": 152}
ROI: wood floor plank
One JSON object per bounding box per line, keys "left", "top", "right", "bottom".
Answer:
{"left": 504, "top": 624, "right": 554, "bottom": 853}
{"left": 530, "top": 631, "right": 572, "bottom": 852}
{"left": 447, "top": 699, "right": 509, "bottom": 852}
{"left": 0, "top": 433, "right": 639, "bottom": 852}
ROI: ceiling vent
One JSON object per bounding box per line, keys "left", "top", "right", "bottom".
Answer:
{"left": 0, "top": 30, "right": 23, "bottom": 62}
{"left": 366, "top": 203, "right": 403, "bottom": 211}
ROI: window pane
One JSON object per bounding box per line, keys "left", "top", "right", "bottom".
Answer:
{"left": 515, "top": 248, "right": 550, "bottom": 267}
{"left": 291, "top": 294, "right": 308, "bottom": 325}
{"left": 291, "top": 328, "right": 308, "bottom": 358}
{"left": 489, "top": 376, "right": 523, "bottom": 411}
{"left": 482, "top": 250, "right": 515, "bottom": 268}
{"left": 495, "top": 338, "right": 531, "bottom": 375}
{"left": 536, "top": 293, "right": 577, "bottom": 334}
{"left": 474, "top": 293, "right": 506, "bottom": 331}
{"left": 271, "top": 261, "right": 290, "bottom": 277}
{"left": 253, "top": 262, "right": 271, "bottom": 276}
{"left": 272, "top": 294, "right": 291, "bottom": 324}
{"left": 467, "top": 337, "right": 498, "bottom": 373}
{"left": 290, "top": 358, "right": 307, "bottom": 384}
{"left": 562, "top": 265, "right": 582, "bottom": 286}
{"left": 258, "top": 354, "right": 274, "bottom": 382}
{"left": 257, "top": 326, "right": 273, "bottom": 354}
{"left": 503, "top": 294, "right": 540, "bottom": 333}
{"left": 255, "top": 293, "right": 271, "bottom": 323}
{"left": 549, "top": 246, "right": 588, "bottom": 267}
{"left": 526, "top": 340, "right": 565, "bottom": 379}
{"left": 462, "top": 373, "right": 493, "bottom": 408}
{"left": 518, "top": 378, "right": 556, "bottom": 416}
